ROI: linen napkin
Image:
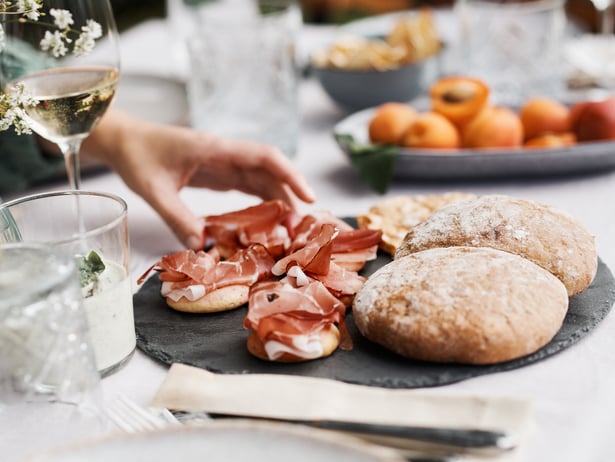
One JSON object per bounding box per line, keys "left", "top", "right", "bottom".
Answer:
{"left": 152, "top": 363, "right": 533, "bottom": 461}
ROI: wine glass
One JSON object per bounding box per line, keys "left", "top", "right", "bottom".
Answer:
{"left": 0, "top": 0, "right": 120, "bottom": 190}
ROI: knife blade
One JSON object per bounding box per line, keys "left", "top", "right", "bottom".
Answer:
{"left": 207, "top": 413, "right": 516, "bottom": 454}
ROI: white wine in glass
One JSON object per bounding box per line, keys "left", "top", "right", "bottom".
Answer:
{"left": 0, "top": 0, "right": 120, "bottom": 190}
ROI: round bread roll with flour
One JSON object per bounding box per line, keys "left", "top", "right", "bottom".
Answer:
{"left": 353, "top": 246, "right": 569, "bottom": 364}
{"left": 395, "top": 194, "right": 597, "bottom": 297}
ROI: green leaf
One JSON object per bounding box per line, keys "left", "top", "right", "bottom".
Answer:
{"left": 78, "top": 251, "right": 106, "bottom": 288}
{"left": 334, "top": 133, "right": 398, "bottom": 194}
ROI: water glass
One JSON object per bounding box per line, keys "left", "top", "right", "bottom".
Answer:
{"left": 186, "top": 0, "right": 302, "bottom": 158}
{"left": 0, "top": 242, "right": 106, "bottom": 459}
{"left": 0, "top": 191, "right": 136, "bottom": 377}
{"left": 0, "top": 242, "right": 99, "bottom": 404}
{"left": 456, "top": 0, "right": 567, "bottom": 106}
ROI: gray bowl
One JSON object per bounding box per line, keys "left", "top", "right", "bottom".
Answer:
{"left": 312, "top": 51, "right": 443, "bottom": 111}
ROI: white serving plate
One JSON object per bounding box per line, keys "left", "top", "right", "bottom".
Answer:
{"left": 334, "top": 106, "right": 615, "bottom": 180}
{"left": 26, "top": 419, "right": 404, "bottom": 462}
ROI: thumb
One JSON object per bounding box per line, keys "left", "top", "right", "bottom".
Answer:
{"left": 149, "top": 190, "right": 204, "bottom": 250}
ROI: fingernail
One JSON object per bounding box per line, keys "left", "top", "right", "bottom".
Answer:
{"left": 186, "top": 235, "right": 202, "bottom": 250}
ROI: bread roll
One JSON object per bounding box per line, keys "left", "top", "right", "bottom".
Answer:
{"left": 353, "top": 246, "right": 569, "bottom": 364}
{"left": 395, "top": 194, "right": 597, "bottom": 297}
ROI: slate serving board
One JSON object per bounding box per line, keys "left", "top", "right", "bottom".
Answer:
{"left": 134, "top": 254, "right": 615, "bottom": 389}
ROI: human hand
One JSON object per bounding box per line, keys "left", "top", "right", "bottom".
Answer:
{"left": 83, "top": 110, "right": 316, "bottom": 249}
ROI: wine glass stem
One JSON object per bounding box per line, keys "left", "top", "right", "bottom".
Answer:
{"left": 58, "top": 139, "right": 83, "bottom": 190}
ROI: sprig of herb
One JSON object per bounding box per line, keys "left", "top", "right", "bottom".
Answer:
{"left": 78, "top": 250, "right": 105, "bottom": 288}
{"left": 334, "top": 133, "right": 398, "bottom": 194}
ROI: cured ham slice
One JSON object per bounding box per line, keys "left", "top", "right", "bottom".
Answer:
{"left": 142, "top": 244, "right": 276, "bottom": 313}
{"left": 244, "top": 279, "right": 348, "bottom": 361}
{"left": 272, "top": 223, "right": 338, "bottom": 276}
{"left": 272, "top": 223, "right": 368, "bottom": 306}
{"left": 288, "top": 212, "right": 381, "bottom": 271}
{"left": 204, "top": 200, "right": 294, "bottom": 259}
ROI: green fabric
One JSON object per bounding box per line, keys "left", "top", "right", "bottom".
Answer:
{"left": 0, "top": 131, "right": 64, "bottom": 194}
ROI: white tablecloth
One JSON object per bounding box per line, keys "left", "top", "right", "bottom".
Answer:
{"left": 4, "top": 17, "right": 615, "bottom": 462}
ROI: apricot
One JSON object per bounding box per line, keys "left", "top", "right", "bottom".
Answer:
{"left": 368, "top": 102, "right": 418, "bottom": 145}
{"left": 519, "top": 97, "right": 570, "bottom": 141}
{"left": 462, "top": 106, "right": 524, "bottom": 149}
{"left": 524, "top": 132, "right": 577, "bottom": 149}
{"left": 429, "top": 76, "right": 490, "bottom": 128}
{"left": 401, "top": 112, "right": 460, "bottom": 149}
{"left": 569, "top": 98, "right": 615, "bottom": 142}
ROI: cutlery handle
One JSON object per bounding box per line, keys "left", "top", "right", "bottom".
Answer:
{"left": 209, "top": 414, "right": 516, "bottom": 452}
{"left": 308, "top": 419, "right": 515, "bottom": 450}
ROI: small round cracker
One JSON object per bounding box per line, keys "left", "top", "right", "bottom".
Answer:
{"left": 246, "top": 324, "right": 340, "bottom": 363}
{"left": 166, "top": 285, "right": 249, "bottom": 313}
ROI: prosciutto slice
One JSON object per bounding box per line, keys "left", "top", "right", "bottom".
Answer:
{"left": 272, "top": 223, "right": 338, "bottom": 276}
{"left": 143, "top": 244, "right": 275, "bottom": 302}
{"left": 204, "top": 200, "right": 294, "bottom": 259}
{"left": 288, "top": 212, "right": 381, "bottom": 271}
{"left": 244, "top": 278, "right": 347, "bottom": 360}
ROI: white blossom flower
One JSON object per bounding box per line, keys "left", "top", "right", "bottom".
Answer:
{"left": 8, "top": 82, "right": 37, "bottom": 108}
{"left": 16, "top": 0, "right": 42, "bottom": 21}
{"left": 40, "top": 30, "right": 68, "bottom": 57}
{"left": 0, "top": 1, "right": 103, "bottom": 133}
{"left": 50, "top": 8, "right": 74, "bottom": 30}
{"left": 82, "top": 20, "right": 102, "bottom": 39}
{"left": 73, "top": 32, "right": 96, "bottom": 56}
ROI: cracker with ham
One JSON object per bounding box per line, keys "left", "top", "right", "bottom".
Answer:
{"left": 244, "top": 279, "right": 348, "bottom": 362}
{"left": 139, "top": 200, "right": 382, "bottom": 362}
{"left": 139, "top": 244, "right": 275, "bottom": 313}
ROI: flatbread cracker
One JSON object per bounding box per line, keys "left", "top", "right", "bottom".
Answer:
{"left": 357, "top": 192, "right": 475, "bottom": 255}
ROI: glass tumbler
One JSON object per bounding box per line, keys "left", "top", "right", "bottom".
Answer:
{"left": 0, "top": 242, "right": 99, "bottom": 404}
{"left": 456, "top": 0, "right": 567, "bottom": 106}
{"left": 186, "top": 0, "right": 303, "bottom": 158}
{"left": 0, "top": 242, "right": 106, "bottom": 460}
{"left": 0, "top": 191, "right": 136, "bottom": 377}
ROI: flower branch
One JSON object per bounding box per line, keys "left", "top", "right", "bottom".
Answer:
{"left": 0, "top": 1, "right": 104, "bottom": 132}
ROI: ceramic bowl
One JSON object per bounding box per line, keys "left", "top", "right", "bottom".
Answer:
{"left": 311, "top": 50, "right": 443, "bottom": 111}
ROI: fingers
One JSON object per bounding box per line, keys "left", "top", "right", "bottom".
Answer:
{"left": 240, "top": 142, "right": 317, "bottom": 204}
{"left": 148, "top": 185, "right": 205, "bottom": 250}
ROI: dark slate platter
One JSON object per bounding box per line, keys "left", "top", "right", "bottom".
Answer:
{"left": 134, "top": 255, "right": 615, "bottom": 389}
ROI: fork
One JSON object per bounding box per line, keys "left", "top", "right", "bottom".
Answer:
{"left": 104, "top": 396, "right": 456, "bottom": 462}
{"left": 104, "top": 394, "right": 182, "bottom": 433}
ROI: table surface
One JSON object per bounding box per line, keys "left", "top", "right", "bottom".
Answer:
{"left": 4, "top": 16, "right": 615, "bottom": 462}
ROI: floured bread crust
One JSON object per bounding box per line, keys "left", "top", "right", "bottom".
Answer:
{"left": 166, "top": 285, "right": 249, "bottom": 313}
{"left": 357, "top": 192, "right": 475, "bottom": 255}
{"left": 353, "top": 246, "right": 569, "bottom": 364}
{"left": 246, "top": 324, "right": 340, "bottom": 363}
{"left": 395, "top": 194, "right": 597, "bottom": 297}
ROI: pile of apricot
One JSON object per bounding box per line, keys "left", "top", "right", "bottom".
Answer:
{"left": 368, "top": 76, "right": 615, "bottom": 150}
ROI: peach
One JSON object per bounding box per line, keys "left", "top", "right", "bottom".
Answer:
{"left": 569, "top": 98, "right": 615, "bottom": 142}
{"left": 519, "top": 97, "right": 570, "bottom": 141}
{"left": 524, "top": 132, "right": 577, "bottom": 149}
{"left": 368, "top": 103, "right": 418, "bottom": 145}
{"left": 401, "top": 112, "right": 460, "bottom": 149}
{"left": 429, "top": 76, "right": 490, "bottom": 128}
{"left": 462, "top": 106, "right": 524, "bottom": 149}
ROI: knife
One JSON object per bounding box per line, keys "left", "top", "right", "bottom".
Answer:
{"left": 207, "top": 413, "right": 517, "bottom": 454}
